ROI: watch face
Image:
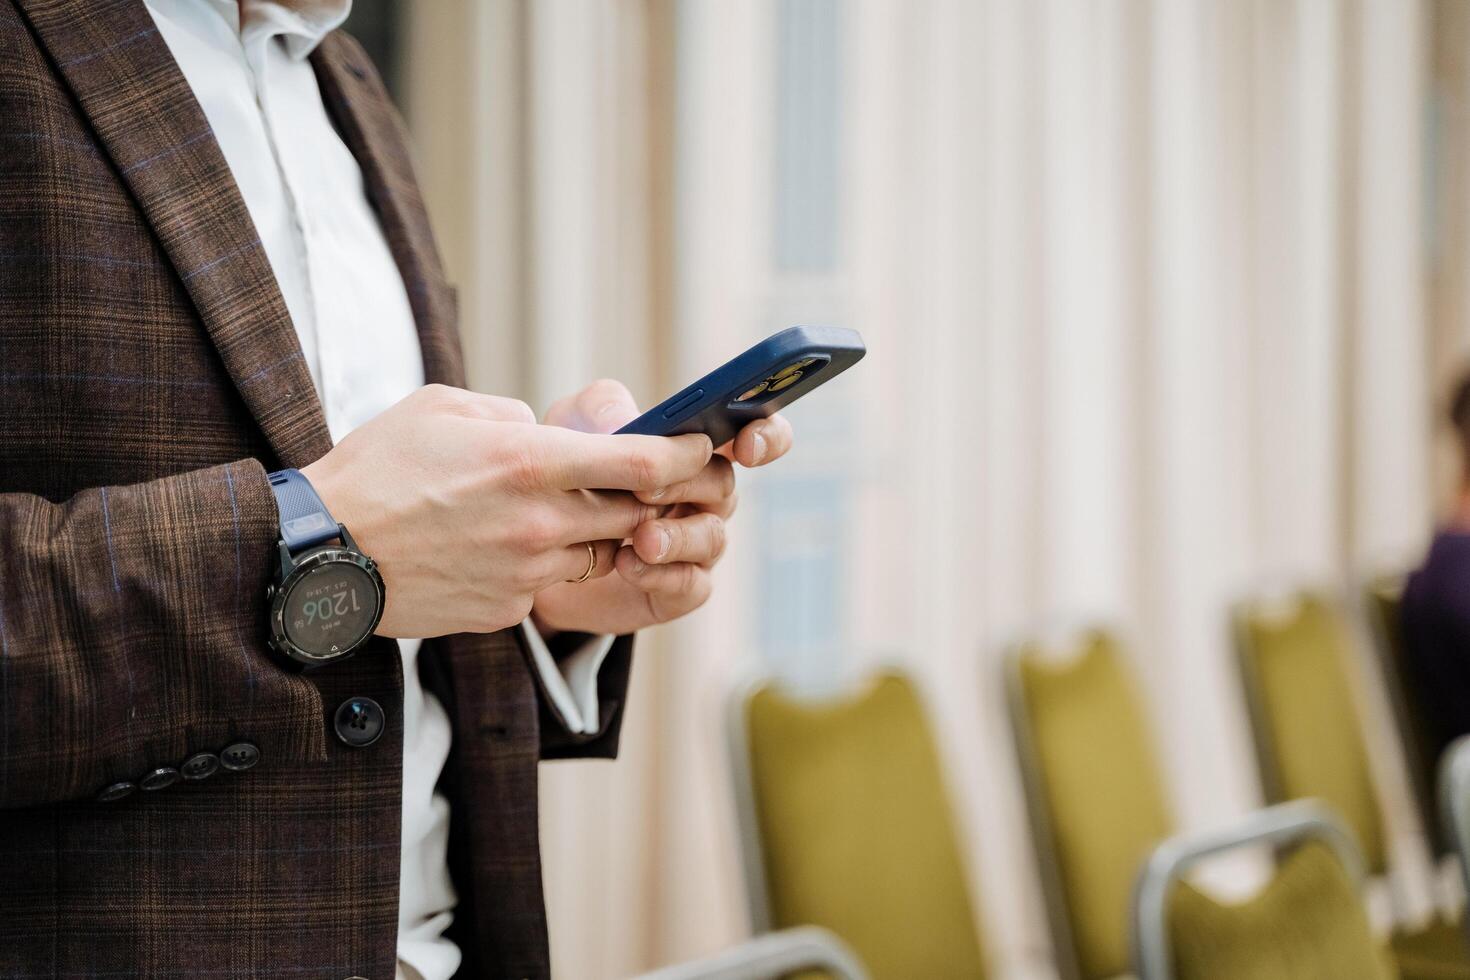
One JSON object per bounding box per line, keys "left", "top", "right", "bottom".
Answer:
{"left": 281, "top": 560, "right": 380, "bottom": 658}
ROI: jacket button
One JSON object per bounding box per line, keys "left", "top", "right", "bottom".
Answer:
{"left": 139, "top": 767, "right": 180, "bottom": 791}
{"left": 180, "top": 752, "right": 220, "bottom": 780}
{"left": 333, "top": 697, "right": 385, "bottom": 748}
{"left": 219, "top": 742, "right": 260, "bottom": 771}
{"left": 97, "top": 781, "right": 136, "bottom": 803}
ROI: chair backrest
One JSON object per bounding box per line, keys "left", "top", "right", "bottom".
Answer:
{"left": 1439, "top": 734, "right": 1470, "bottom": 935}
{"left": 1232, "top": 591, "right": 1388, "bottom": 874}
{"left": 728, "top": 671, "right": 988, "bottom": 980}
{"left": 1365, "top": 571, "right": 1448, "bottom": 858}
{"left": 1007, "top": 629, "right": 1174, "bottom": 980}
{"left": 1132, "top": 800, "right": 1393, "bottom": 980}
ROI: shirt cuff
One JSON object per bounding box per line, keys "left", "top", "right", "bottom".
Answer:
{"left": 519, "top": 619, "right": 617, "bottom": 735}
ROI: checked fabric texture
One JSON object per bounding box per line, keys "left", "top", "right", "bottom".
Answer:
{"left": 0, "top": 1, "right": 632, "bottom": 976}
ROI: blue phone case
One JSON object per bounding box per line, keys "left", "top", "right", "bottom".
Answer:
{"left": 616, "top": 325, "right": 866, "bottom": 446}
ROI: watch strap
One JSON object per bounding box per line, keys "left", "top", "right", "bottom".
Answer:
{"left": 267, "top": 469, "right": 340, "bottom": 552}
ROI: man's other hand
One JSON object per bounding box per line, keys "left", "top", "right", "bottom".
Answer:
{"left": 530, "top": 379, "right": 793, "bottom": 637}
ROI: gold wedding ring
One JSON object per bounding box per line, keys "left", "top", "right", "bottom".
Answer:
{"left": 568, "top": 541, "right": 597, "bottom": 584}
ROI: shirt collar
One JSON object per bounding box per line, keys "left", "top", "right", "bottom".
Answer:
{"left": 238, "top": 0, "right": 351, "bottom": 60}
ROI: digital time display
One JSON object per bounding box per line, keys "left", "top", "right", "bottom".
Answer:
{"left": 282, "top": 563, "right": 379, "bottom": 656}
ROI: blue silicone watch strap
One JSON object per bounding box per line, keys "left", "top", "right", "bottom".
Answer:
{"left": 267, "top": 469, "right": 340, "bottom": 553}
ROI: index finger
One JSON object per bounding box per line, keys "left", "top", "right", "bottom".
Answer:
{"left": 545, "top": 378, "right": 641, "bottom": 433}
{"left": 573, "top": 378, "right": 641, "bottom": 434}
{"left": 532, "top": 427, "right": 713, "bottom": 491}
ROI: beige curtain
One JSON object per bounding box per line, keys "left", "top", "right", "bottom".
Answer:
{"left": 405, "top": 1, "right": 1470, "bottom": 976}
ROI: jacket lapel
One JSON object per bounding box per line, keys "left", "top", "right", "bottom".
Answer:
{"left": 312, "top": 34, "right": 466, "bottom": 389}
{"left": 15, "top": 0, "right": 334, "bottom": 468}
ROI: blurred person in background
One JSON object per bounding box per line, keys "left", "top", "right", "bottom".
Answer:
{"left": 1401, "top": 371, "right": 1470, "bottom": 765}
{"left": 0, "top": 1, "right": 792, "bottom": 978}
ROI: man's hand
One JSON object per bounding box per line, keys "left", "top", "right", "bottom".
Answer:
{"left": 530, "top": 379, "right": 794, "bottom": 637}
{"left": 300, "top": 384, "right": 711, "bottom": 638}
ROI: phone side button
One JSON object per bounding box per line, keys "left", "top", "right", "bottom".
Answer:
{"left": 661, "top": 388, "right": 705, "bottom": 419}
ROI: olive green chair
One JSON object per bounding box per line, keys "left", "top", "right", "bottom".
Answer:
{"left": 1232, "top": 590, "right": 1470, "bottom": 980}
{"left": 727, "top": 671, "right": 989, "bottom": 980}
{"left": 1232, "top": 592, "right": 1387, "bottom": 871}
{"left": 1131, "top": 800, "right": 1396, "bottom": 980}
{"left": 1364, "top": 572, "right": 1447, "bottom": 860}
{"left": 1007, "top": 628, "right": 1173, "bottom": 980}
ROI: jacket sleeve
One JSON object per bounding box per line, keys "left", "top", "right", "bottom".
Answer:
{"left": 536, "top": 633, "right": 634, "bottom": 760}
{"left": 0, "top": 458, "right": 326, "bottom": 809}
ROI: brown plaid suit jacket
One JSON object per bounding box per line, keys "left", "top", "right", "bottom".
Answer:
{"left": 0, "top": 1, "right": 636, "bottom": 976}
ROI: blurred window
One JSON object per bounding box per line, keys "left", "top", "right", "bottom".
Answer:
{"left": 753, "top": 0, "right": 857, "bottom": 695}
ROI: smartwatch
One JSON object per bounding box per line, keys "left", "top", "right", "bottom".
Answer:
{"left": 264, "top": 468, "right": 385, "bottom": 667}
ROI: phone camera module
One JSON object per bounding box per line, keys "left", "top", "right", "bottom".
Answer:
{"left": 730, "top": 355, "right": 828, "bottom": 407}
{"left": 767, "top": 371, "right": 803, "bottom": 392}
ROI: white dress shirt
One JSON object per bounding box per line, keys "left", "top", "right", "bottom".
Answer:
{"left": 143, "top": 3, "right": 615, "bottom": 978}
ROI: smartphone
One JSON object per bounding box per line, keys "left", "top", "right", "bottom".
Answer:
{"left": 616, "top": 325, "right": 866, "bottom": 446}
